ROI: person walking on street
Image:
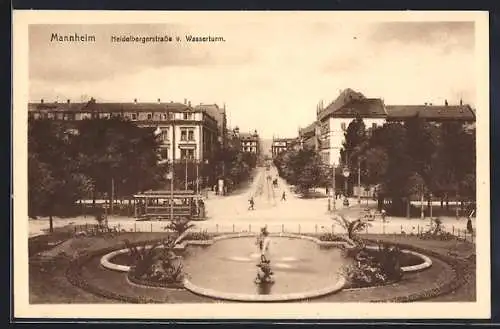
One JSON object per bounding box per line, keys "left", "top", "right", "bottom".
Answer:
{"left": 248, "top": 196, "right": 255, "bottom": 210}
{"left": 281, "top": 191, "right": 286, "bottom": 201}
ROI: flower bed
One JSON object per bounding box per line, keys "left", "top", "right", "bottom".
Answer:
{"left": 182, "top": 231, "right": 212, "bottom": 241}
{"left": 318, "top": 232, "right": 346, "bottom": 242}
{"left": 362, "top": 238, "right": 474, "bottom": 303}
{"left": 62, "top": 234, "right": 471, "bottom": 303}
{"left": 65, "top": 238, "right": 179, "bottom": 303}
{"left": 127, "top": 270, "right": 184, "bottom": 289}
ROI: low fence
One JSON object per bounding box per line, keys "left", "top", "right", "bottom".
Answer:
{"left": 72, "top": 221, "right": 475, "bottom": 243}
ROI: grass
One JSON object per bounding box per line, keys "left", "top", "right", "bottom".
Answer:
{"left": 29, "top": 231, "right": 476, "bottom": 304}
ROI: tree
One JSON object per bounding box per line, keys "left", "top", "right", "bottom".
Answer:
{"left": 404, "top": 115, "right": 439, "bottom": 193}
{"left": 74, "top": 117, "right": 166, "bottom": 199}
{"left": 28, "top": 119, "right": 93, "bottom": 231}
{"left": 274, "top": 148, "right": 323, "bottom": 195}
{"left": 295, "top": 151, "right": 323, "bottom": 193}
{"left": 340, "top": 114, "right": 367, "bottom": 167}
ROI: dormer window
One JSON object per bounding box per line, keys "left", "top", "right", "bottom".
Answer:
{"left": 132, "top": 113, "right": 137, "bottom": 120}
{"left": 147, "top": 113, "right": 152, "bottom": 120}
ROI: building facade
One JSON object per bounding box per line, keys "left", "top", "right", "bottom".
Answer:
{"left": 271, "top": 137, "right": 296, "bottom": 158}
{"left": 28, "top": 98, "right": 222, "bottom": 188}
{"left": 239, "top": 130, "right": 260, "bottom": 154}
{"left": 298, "top": 122, "right": 319, "bottom": 151}
{"left": 314, "top": 89, "right": 476, "bottom": 166}
{"left": 195, "top": 103, "right": 227, "bottom": 149}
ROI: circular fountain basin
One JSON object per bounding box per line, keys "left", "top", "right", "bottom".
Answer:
{"left": 182, "top": 236, "right": 350, "bottom": 301}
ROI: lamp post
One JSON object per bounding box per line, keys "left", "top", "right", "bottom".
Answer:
{"left": 342, "top": 167, "right": 350, "bottom": 207}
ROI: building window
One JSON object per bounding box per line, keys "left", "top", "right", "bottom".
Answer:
{"left": 372, "top": 123, "right": 377, "bottom": 130}
{"left": 181, "top": 129, "right": 187, "bottom": 141}
{"left": 147, "top": 113, "right": 152, "bottom": 120}
{"left": 181, "top": 149, "right": 194, "bottom": 159}
{"left": 162, "top": 148, "right": 169, "bottom": 159}
{"left": 131, "top": 113, "right": 137, "bottom": 120}
{"left": 162, "top": 128, "right": 169, "bottom": 141}
{"left": 188, "top": 130, "right": 194, "bottom": 141}
{"left": 183, "top": 113, "right": 193, "bottom": 120}
{"left": 162, "top": 113, "right": 168, "bottom": 120}
{"left": 341, "top": 122, "right": 346, "bottom": 131}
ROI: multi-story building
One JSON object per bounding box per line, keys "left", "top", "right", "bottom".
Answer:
{"left": 195, "top": 103, "right": 227, "bottom": 148}
{"left": 298, "top": 122, "right": 319, "bottom": 151}
{"left": 28, "top": 98, "right": 221, "bottom": 188}
{"left": 315, "top": 89, "right": 476, "bottom": 166}
{"left": 239, "top": 130, "right": 260, "bottom": 154}
{"left": 271, "top": 137, "right": 296, "bottom": 158}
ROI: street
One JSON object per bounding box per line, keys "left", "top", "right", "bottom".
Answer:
{"left": 29, "top": 165, "right": 476, "bottom": 238}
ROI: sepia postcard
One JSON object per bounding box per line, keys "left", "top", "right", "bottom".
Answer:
{"left": 13, "top": 10, "right": 490, "bottom": 320}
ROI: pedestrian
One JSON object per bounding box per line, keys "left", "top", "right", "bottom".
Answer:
{"left": 467, "top": 210, "right": 474, "bottom": 234}
{"left": 381, "top": 208, "right": 386, "bottom": 222}
{"left": 281, "top": 191, "right": 286, "bottom": 201}
{"left": 248, "top": 196, "right": 255, "bottom": 210}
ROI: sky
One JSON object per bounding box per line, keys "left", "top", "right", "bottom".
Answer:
{"left": 29, "top": 19, "right": 476, "bottom": 139}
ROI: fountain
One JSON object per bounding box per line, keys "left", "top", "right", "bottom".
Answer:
{"left": 254, "top": 226, "right": 275, "bottom": 285}
{"left": 181, "top": 230, "right": 350, "bottom": 302}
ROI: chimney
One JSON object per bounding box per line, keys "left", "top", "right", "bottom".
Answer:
{"left": 460, "top": 99, "right": 463, "bottom": 106}
{"left": 424, "top": 102, "right": 428, "bottom": 106}
{"left": 67, "top": 99, "right": 70, "bottom": 104}
{"left": 445, "top": 99, "right": 448, "bottom": 106}
{"left": 157, "top": 98, "right": 161, "bottom": 103}
{"left": 184, "top": 98, "right": 187, "bottom": 105}
{"left": 134, "top": 98, "right": 137, "bottom": 103}
{"left": 40, "top": 99, "right": 44, "bottom": 104}
{"left": 188, "top": 101, "right": 191, "bottom": 107}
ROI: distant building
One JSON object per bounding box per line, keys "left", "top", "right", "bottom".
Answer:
{"left": 239, "top": 130, "right": 260, "bottom": 154}
{"left": 271, "top": 137, "right": 296, "bottom": 158}
{"left": 298, "top": 122, "right": 319, "bottom": 151}
{"left": 195, "top": 103, "right": 227, "bottom": 148}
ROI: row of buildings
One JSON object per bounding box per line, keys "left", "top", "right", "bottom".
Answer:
{"left": 272, "top": 88, "right": 476, "bottom": 166}
{"left": 28, "top": 98, "right": 261, "bottom": 188}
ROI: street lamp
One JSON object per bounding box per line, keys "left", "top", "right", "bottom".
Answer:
{"left": 342, "top": 166, "right": 350, "bottom": 207}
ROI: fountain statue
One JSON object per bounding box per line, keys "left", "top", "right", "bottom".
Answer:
{"left": 255, "top": 226, "right": 275, "bottom": 284}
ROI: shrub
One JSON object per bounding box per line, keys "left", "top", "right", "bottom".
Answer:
{"left": 342, "top": 242, "right": 403, "bottom": 288}
{"left": 183, "top": 230, "right": 211, "bottom": 241}
{"left": 318, "top": 232, "right": 344, "bottom": 242}
{"left": 163, "top": 217, "right": 195, "bottom": 236}
{"left": 123, "top": 236, "right": 185, "bottom": 285}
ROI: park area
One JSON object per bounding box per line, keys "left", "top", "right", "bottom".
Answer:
{"left": 28, "top": 214, "right": 476, "bottom": 304}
